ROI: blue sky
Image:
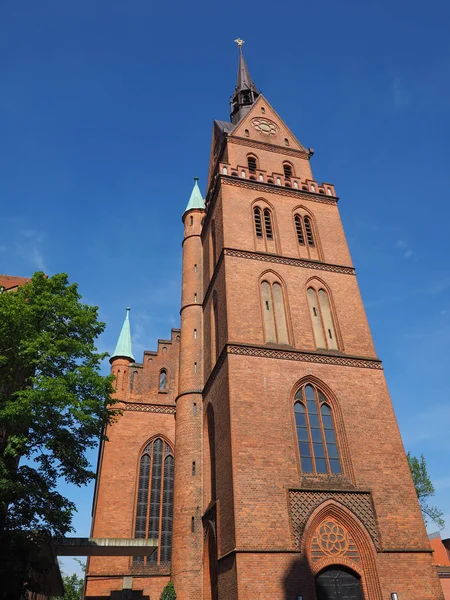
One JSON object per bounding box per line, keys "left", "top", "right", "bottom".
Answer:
{"left": 2, "top": 0, "right": 450, "bottom": 576}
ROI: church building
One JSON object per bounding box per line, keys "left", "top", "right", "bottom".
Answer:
{"left": 85, "top": 43, "right": 443, "bottom": 600}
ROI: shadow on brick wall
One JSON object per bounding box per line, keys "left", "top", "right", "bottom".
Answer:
{"left": 283, "top": 554, "right": 315, "bottom": 600}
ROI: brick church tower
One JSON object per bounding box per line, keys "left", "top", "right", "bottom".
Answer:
{"left": 85, "top": 43, "right": 443, "bottom": 600}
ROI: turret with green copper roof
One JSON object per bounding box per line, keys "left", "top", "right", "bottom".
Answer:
{"left": 110, "top": 307, "right": 135, "bottom": 363}
{"left": 183, "top": 177, "right": 205, "bottom": 215}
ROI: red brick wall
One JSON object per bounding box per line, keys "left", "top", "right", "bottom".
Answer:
{"left": 86, "top": 331, "right": 178, "bottom": 597}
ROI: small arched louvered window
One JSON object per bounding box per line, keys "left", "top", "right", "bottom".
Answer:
{"left": 307, "top": 287, "right": 338, "bottom": 350}
{"left": 304, "top": 216, "right": 314, "bottom": 246}
{"left": 247, "top": 156, "right": 257, "bottom": 173}
{"left": 261, "top": 280, "right": 289, "bottom": 344}
{"left": 294, "top": 383, "right": 341, "bottom": 475}
{"left": 254, "top": 207, "right": 263, "bottom": 238}
{"left": 159, "top": 369, "right": 167, "bottom": 390}
{"left": 295, "top": 215, "right": 305, "bottom": 245}
{"left": 134, "top": 438, "right": 174, "bottom": 565}
{"left": 263, "top": 209, "right": 273, "bottom": 239}
{"left": 283, "top": 163, "right": 293, "bottom": 180}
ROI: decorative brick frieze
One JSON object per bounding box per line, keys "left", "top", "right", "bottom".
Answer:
{"left": 224, "top": 248, "right": 355, "bottom": 276}
{"left": 227, "top": 135, "right": 310, "bottom": 158}
{"left": 122, "top": 401, "right": 176, "bottom": 414}
{"left": 220, "top": 175, "right": 338, "bottom": 204}
{"left": 227, "top": 344, "right": 383, "bottom": 370}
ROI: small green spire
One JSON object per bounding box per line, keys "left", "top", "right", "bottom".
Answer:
{"left": 110, "top": 307, "right": 135, "bottom": 362}
{"left": 184, "top": 177, "right": 205, "bottom": 214}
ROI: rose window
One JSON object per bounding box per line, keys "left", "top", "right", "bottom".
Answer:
{"left": 251, "top": 118, "right": 278, "bottom": 135}
{"left": 317, "top": 520, "right": 349, "bottom": 556}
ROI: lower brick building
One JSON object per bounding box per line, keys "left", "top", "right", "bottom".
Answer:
{"left": 85, "top": 43, "right": 443, "bottom": 600}
{"left": 430, "top": 533, "right": 450, "bottom": 600}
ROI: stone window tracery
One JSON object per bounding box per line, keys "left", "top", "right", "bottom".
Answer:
{"left": 251, "top": 117, "right": 278, "bottom": 135}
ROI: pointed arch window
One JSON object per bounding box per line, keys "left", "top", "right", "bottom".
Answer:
{"left": 247, "top": 155, "right": 257, "bottom": 173}
{"left": 159, "top": 369, "right": 167, "bottom": 390}
{"left": 254, "top": 207, "right": 263, "bottom": 238}
{"left": 307, "top": 287, "right": 338, "bottom": 350}
{"left": 294, "top": 213, "right": 315, "bottom": 247}
{"left": 283, "top": 162, "right": 293, "bottom": 180}
{"left": 304, "top": 216, "right": 314, "bottom": 246}
{"left": 263, "top": 209, "right": 273, "bottom": 239}
{"left": 261, "top": 280, "right": 289, "bottom": 344}
{"left": 295, "top": 215, "right": 305, "bottom": 245}
{"left": 134, "top": 438, "right": 174, "bottom": 565}
{"left": 294, "top": 383, "right": 341, "bottom": 475}
{"left": 253, "top": 203, "right": 277, "bottom": 249}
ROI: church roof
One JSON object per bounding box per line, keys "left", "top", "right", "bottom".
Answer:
{"left": 184, "top": 178, "right": 205, "bottom": 213}
{"left": 110, "top": 307, "right": 135, "bottom": 362}
{"left": 214, "top": 120, "right": 235, "bottom": 135}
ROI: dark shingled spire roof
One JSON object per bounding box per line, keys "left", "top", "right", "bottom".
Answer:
{"left": 230, "top": 42, "right": 260, "bottom": 125}
{"left": 235, "top": 45, "right": 258, "bottom": 95}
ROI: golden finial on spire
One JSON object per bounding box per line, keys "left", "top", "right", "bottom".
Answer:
{"left": 234, "top": 38, "right": 245, "bottom": 48}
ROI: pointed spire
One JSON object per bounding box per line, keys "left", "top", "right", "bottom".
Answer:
{"left": 184, "top": 177, "right": 205, "bottom": 214}
{"left": 235, "top": 39, "right": 258, "bottom": 94}
{"left": 110, "top": 307, "right": 135, "bottom": 363}
{"left": 230, "top": 39, "right": 260, "bottom": 125}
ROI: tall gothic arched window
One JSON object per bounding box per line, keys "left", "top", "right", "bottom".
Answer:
{"left": 253, "top": 202, "right": 278, "bottom": 252}
{"left": 307, "top": 287, "right": 338, "bottom": 350}
{"left": 206, "top": 404, "right": 216, "bottom": 504}
{"left": 294, "top": 214, "right": 315, "bottom": 247}
{"left": 263, "top": 208, "right": 273, "bottom": 239}
{"left": 253, "top": 207, "right": 263, "bottom": 238}
{"left": 134, "top": 437, "right": 174, "bottom": 566}
{"left": 294, "top": 383, "right": 341, "bottom": 475}
{"left": 261, "top": 280, "right": 289, "bottom": 344}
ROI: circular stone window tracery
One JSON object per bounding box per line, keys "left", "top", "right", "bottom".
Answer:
{"left": 317, "top": 521, "right": 349, "bottom": 556}
{"left": 251, "top": 117, "right": 278, "bottom": 136}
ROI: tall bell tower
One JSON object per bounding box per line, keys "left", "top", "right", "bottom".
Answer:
{"left": 195, "top": 40, "right": 442, "bottom": 600}
{"left": 85, "top": 42, "right": 443, "bottom": 600}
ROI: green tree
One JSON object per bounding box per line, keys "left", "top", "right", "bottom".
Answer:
{"left": 55, "top": 572, "right": 84, "bottom": 600}
{"left": 0, "top": 272, "right": 117, "bottom": 598}
{"left": 160, "top": 581, "right": 177, "bottom": 600}
{"left": 407, "top": 452, "right": 445, "bottom": 530}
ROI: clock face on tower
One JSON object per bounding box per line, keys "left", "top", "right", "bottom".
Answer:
{"left": 251, "top": 117, "right": 278, "bottom": 135}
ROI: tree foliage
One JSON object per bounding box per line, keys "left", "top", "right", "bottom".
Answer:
{"left": 0, "top": 272, "right": 117, "bottom": 596}
{"left": 160, "top": 581, "right": 177, "bottom": 600}
{"left": 55, "top": 572, "right": 84, "bottom": 600}
{"left": 407, "top": 452, "right": 444, "bottom": 530}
